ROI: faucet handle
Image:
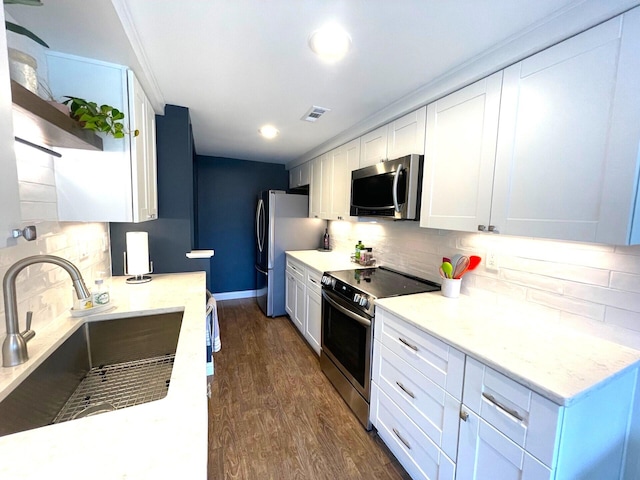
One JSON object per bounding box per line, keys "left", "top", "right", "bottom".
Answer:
{"left": 21, "top": 311, "right": 35, "bottom": 342}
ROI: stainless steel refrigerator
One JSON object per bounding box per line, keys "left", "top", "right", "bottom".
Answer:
{"left": 255, "top": 190, "right": 324, "bottom": 317}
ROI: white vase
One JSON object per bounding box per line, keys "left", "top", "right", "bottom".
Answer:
{"left": 8, "top": 48, "right": 38, "bottom": 94}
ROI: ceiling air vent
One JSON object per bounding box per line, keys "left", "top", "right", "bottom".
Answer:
{"left": 301, "top": 105, "right": 331, "bottom": 122}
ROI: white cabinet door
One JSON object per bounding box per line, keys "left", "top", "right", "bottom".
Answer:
{"left": 293, "top": 277, "right": 305, "bottom": 334}
{"left": 128, "top": 70, "right": 158, "bottom": 222}
{"left": 457, "top": 408, "right": 552, "bottom": 480}
{"left": 331, "top": 138, "right": 360, "bottom": 220}
{"left": 360, "top": 124, "right": 388, "bottom": 167}
{"left": 285, "top": 270, "right": 296, "bottom": 317}
{"left": 305, "top": 289, "right": 321, "bottom": 355}
{"left": 47, "top": 52, "right": 157, "bottom": 223}
{"left": 0, "top": 9, "right": 21, "bottom": 247}
{"left": 420, "top": 73, "right": 502, "bottom": 232}
{"left": 319, "top": 152, "right": 333, "bottom": 219}
{"left": 309, "top": 156, "right": 322, "bottom": 218}
{"left": 289, "top": 162, "right": 311, "bottom": 189}
{"left": 387, "top": 106, "right": 426, "bottom": 159}
{"left": 491, "top": 11, "right": 640, "bottom": 244}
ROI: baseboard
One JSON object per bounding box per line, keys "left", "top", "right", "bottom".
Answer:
{"left": 210, "top": 290, "right": 257, "bottom": 301}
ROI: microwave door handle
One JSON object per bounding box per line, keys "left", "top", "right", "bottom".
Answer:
{"left": 392, "top": 164, "right": 403, "bottom": 213}
{"left": 322, "top": 290, "right": 372, "bottom": 327}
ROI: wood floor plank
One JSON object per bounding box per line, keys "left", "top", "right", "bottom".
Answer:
{"left": 208, "top": 298, "right": 411, "bottom": 479}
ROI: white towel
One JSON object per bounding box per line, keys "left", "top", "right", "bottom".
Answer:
{"left": 207, "top": 294, "right": 221, "bottom": 353}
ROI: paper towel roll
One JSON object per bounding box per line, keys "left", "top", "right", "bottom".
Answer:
{"left": 126, "top": 232, "right": 150, "bottom": 275}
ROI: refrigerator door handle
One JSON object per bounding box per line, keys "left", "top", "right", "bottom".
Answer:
{"left": 256, "top": 198, "right": 265, "bottom": 253}
{"left": 255, "top": 264, "right": 268, "bottom": 275}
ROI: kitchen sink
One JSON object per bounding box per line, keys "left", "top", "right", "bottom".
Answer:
{"left": 0, "top": 311, "right": 183, "bottom": 437}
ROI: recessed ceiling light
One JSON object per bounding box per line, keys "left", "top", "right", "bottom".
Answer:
{"left": 308, "top": 23, "right": 351, "bottom": 62}
{"left": 258, "top": 125, "right": 279, "bottom": 139}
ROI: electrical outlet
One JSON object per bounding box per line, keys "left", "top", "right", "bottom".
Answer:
{"left": 486, "top": 250, "right": 499, "bottom": 272}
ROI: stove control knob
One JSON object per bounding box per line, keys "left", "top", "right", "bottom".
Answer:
{"left": 321, "top": 275, "right": 329, "bottom": 285}
{"left": 359, "top": 296, "right": 369, "bottom": 308}
{"left": 353, "top": 293, "right": 361, "bottom": 303}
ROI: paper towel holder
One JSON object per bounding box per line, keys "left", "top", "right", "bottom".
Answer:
{"left": 123, "top": 252, "right": 154, "bottom": 284}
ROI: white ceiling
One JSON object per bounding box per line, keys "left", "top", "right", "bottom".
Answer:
{"left": 4, "top": 0, "right": 638, "bottom": 164}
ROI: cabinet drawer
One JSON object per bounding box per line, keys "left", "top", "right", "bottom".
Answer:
{"left": 457, "top": 407, "right": 552, "bottom": 480}
{"left": 286, "top": 257, "right": 305, "bottom": 282}
{"left": 373, "top": 342, "right": 460, "bottom": 460}
{"left": 375, "top": 308, "right": 465, "bottom": 400}
{"left": 372, "top": 386, "right": 455, "bottom": 480}
{"left": 306, "top": 268, "right": 322, "bottom": 295}
{"left": 463, "top": 357, "right": 561, "bottom": 468}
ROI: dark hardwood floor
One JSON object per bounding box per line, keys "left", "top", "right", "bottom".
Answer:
{"left": 207, "top": 298, "right": 411, "bottom": 480}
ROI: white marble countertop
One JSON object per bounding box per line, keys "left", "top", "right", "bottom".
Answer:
{"left": 286, "top": 249, "right": 366, "bottom": 273}
{"left": 375, "top": 292, "right": 640, "bottom": 407}
{"left": 0, "top": 272, "right": 207, "bottom": 479}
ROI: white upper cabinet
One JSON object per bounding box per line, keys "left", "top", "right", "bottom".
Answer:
{"left": 386, "top": 106, "right": 426, "bottom": 160}
{"left": 319, "top": 152, "right": 333, "bottom": 219}
{"left": 289, "top": 161, "right": 310, "bottom": 189}
{"left": 46, "top": 52, "right": 158, "bottom": 223}
{"left": 492, "top": 10, "right": 640, "bottom": 244}
{"left": 330, "top": 138, "right": 360, "bottom": 220}
{"left": 0, "top": 10, "right": 21, "bottom": 247}
{"left": 421, "top": 8, "right": 640, "bottom": 244}
{"left": 359, "top": 107, "right": 427, "bottom": 168}
{"left": 420, "top": 73, "right": 502, "bottom": 232}
{"left": 309, "top": 155, "right": 322, "bottom": 218}
{"left": 359, "top": 124, "right": 388, "bottom": 168}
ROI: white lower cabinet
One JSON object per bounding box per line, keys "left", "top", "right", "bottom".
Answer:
{"left": 372, "top": 307, "right": 639, "bottom": 480}
{"left": 457, "top": 408, "right": 551, "bottom": 480}
{"left": 285, "top": 255, "right": 322, "bottom": 355}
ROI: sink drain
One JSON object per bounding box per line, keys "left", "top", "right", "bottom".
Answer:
{"left": 53, "top": 354, "right": 175, "bottom": 424}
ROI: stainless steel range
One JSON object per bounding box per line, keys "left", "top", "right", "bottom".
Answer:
{"left": 320, "top": 266, "right": 440, "bottom": 429}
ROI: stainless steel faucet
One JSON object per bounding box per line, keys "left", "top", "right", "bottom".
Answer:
{"left": 2, "top": 255, "right": 91, "bottom": 367}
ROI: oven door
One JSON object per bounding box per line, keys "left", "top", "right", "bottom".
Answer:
{"left": 321, "top": 288, "right": 372, "bottom": 401}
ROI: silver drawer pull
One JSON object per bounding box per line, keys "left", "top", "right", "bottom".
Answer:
{"left": 398, "top": 337, "right": 418, "bottom": 351}
{"left": 482, "top": 392, "right": 524, "bottom": 422}
{"left": 395, "top": 381, "right": 415, "bottom": 399}
{"left": 392, "top": 428, "right": 411, "bottom": 450}
{"left": 460, "top": 410, "right": 469, "bottom": 422}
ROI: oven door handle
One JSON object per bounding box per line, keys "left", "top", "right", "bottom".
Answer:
{"left": 322, "top": 290, "right": 372, "bottom": 327}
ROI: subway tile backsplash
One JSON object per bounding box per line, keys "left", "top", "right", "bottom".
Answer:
{"left": 329, "top": 220, "right": 640, "bottom": 349}
{"left": 0, "top": 146, "right": 111, "bottom": 338}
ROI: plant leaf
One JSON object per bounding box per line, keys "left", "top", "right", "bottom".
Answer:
{"left": 113, "top": 131, "right": 125, "bottom": 139}
{"left": 5, "top": 21, "right": 49, "bottom": 48}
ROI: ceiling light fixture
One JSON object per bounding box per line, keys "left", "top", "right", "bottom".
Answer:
{"left": 258, "top": 125, "right": 279, "bottom": 139}
{"left": 308, "top": 23, "right": 351, "bottom": 62}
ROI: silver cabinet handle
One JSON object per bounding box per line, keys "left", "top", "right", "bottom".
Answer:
{"left": 488, "top": 225, "right": 500, "bottom": 233}
{"left": 398, "top": 337, "right": 418, "bottom": 351}
{"left": 392, "top": 428, "right": 411, "bottom": 450}
{"left": 478, "top": 224, "right": 487, "bottom": 232}
{"left": 396, "top": 381, "right": 415, "bottom": 399}
{"left": 460, "top": 409, "right": 469, "bottom": 422}
{"left": 482, "top": 392, "right": 524, "bottom": 422}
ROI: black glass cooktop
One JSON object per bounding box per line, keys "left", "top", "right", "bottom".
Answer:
{"left": 327, "top": 266, "right": 440, "bottom": 300}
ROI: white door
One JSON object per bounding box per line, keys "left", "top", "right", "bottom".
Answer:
{"left": 360, "top": 124, "right": 388, "bottom": 167}
{"left": 387, "top": 106, "right": 426, "bottom": 159}
{"left": 491, "top": 12, "right": 640, "bottom": 243}
{"left": 305, "top": 289, "right": 322, "bottom": 355}
{"left": 0, "top": 8, "right": 21, "bottom": 247}
{"left": 457, "top": 408, "right": 552, "bottom": 480}
{"left": 420, "top": 72, "right": 502, "bottom": 232}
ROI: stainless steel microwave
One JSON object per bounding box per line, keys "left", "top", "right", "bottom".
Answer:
{"left": 350, "top": 154, "right": 423, "bottom": 220}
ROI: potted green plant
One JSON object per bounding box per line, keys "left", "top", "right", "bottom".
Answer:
{"left": 62, "top": 96, "right": 139, "bottom": 139}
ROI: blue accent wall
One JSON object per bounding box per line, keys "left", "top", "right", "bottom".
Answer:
{"left": 110, "top": 105, "right": 211, "bottom": 282}
{"left": 196, "top": 156, "right": 288, "bottom": 294}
